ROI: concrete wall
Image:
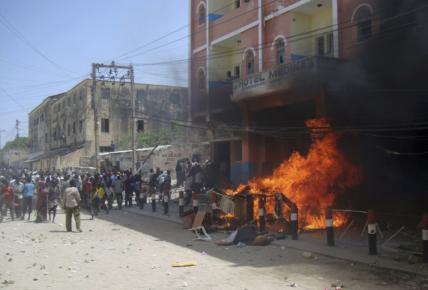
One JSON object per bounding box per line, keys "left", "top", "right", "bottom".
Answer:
{"left": 100, "top": 143, "right": 210, "bottom": 179}
{"left": 0, "top": 149, "right": 30, "bottom": 169}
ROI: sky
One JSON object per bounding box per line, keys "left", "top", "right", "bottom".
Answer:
{"left": 0, "top": 0, "right": 189, "bottom": 147}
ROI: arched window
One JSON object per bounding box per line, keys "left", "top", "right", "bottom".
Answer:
{"left": 197, "top": 68, "right": 206, "bottom": 90}
{"left": 275, "top": 38, "right": 285, "bottom": 65}
{"left": 244, "top": 49, "right": 255, "bottom": 75}
{"left": 352, "top": 4, "right": 373, "bottom": 41}
{"left": 198, "top": 2, "right": 206, "bottom": 25}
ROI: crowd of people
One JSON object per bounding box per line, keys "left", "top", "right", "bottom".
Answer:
{"left": 0, "top": 159, "right": 227, "bottom": 231}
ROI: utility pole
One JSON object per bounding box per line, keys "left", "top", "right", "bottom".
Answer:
{"left": 130, "top": 66, "right": 136, "bottom": 174}
{"left": 91, "top": 63, "right": 100, "bottom": 173}
{"left": 91, "top": 61, "right": 136, "bottom": 173}
{"left": 15, "top": 120, "right": 20, "bottom": 139}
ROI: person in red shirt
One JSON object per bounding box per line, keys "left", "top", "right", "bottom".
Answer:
{"left": 2, "top": 181, "right": 15, "bottom": 221}
{"left": 83, "top": 177, "right": 94, "bottom": 219}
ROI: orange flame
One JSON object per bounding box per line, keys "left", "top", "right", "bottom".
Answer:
{"left": 228, "top": 118, "right": 361, "bottom": 230}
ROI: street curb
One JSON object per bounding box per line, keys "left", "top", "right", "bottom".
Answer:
{"left": 122, "top": 207, "right": 183, "bottom": 225}
{"left": 273, "top": 240, "right": 428, "bottom": 278}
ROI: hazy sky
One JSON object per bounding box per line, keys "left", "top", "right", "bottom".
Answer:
{"left": 0, "top": 0, "right": 189, "bottom": 147}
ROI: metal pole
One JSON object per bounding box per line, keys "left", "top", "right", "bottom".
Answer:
{"left": 130, "top": 65, "right": 136, "bottom": 174}
{"left": 91, "top": 63, "right": 99, "bottom": 173}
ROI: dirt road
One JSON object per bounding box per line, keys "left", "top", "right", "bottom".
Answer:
{"left": 0, "top": 210, "right": 423, "bottom": 290}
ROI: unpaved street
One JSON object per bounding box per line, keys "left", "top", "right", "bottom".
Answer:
{"left": 0, "top": 210, "right": 422, "bottom": 290}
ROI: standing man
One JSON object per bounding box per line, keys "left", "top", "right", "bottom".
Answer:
{"left": 112, "top": 174, "right": 123, "bottom": 209}
{"left": 11, "top": 177, "right": 24, "bottom": 219}
{"left": 62, "top": 179, "right": 82, "bottom": 232}
{"left": 22, "top": 178, "right": 35, "bottom": 221}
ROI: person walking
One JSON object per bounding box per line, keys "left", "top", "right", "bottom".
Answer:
{"left": 11, "top": 177, "right": 24, "bottom": 219}
{"left": 1, "top": 180, "right": 15, "bottom": 221}
{"left": 48, "top": 179, "right": 60, "bottom": 223}
{"left": 62, "top": 179, "right": 82, "bottom": 232}
{"left": 95, "top": 183, "right": 108, "bottom": 214}
{"left": 22, "top": 178, "right": 35, "bottom": 220}
{"left": 112, "top": 174, "right": 123, "bottom": 209}
{"left": 35, "top": 177, "right": 48, "bottom": 223}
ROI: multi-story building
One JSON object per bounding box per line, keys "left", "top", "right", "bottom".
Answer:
{"left": 28, "top": 79, "right": 188, "bottom": 171}
{"left": 189, "top": 0, "right": 381, "bottom": 184}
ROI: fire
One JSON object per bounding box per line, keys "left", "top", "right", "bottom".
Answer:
{"left": 228, "top": 118, "right": 361, "bottom": 230}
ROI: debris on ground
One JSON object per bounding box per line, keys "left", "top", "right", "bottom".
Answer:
{"left": 331, "top": 280, "right": 344, "bottom": 289}
{"left": 215, "top": 230, "right": 238, "bottom": 246}
{"left": 302, "top": 251, "right": 315, "bottom": 259}
{"left": 172, "top": 261, "right": 197, "bottom": 267}
{"left": 251, "top": 234, "right": 274, "bottom": 246}
{"left": 1, "top": 280, "right": 15, "bottom": 285}
{"left": 236, "top": 242, "right": 247, "bottom": 248}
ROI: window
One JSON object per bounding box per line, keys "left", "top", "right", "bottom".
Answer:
{"left": 67, "top": 124, "right": 71, "bottom": 136}
{"left": 275, "top": 38, "right": 285, "bottom": 65}
{"left": 198, "top": 69, "right": 206, "bottom": 90}
{"left": 99, "top": 146, "right": 113, "bottom": 153}
{"left": 358, "top": 19, "right": 372, "bottom": 41}
{"left": 101, "top": 118, "right": 110, "bottom": 133}
{"left": 326, "top": 33, "right": 333, "bottom": 55}
{"left": 234, "top": 66, "right": 240, "bottom": 78}
{"left": 53, "top": 129, "right": 57, "bottom": 141}
{"left": 233, "top": 141, "right": 242, "bottom": 162}
{"left": 101, "top": 88, "right": 111, "bottom": 99}
{"left": 137, "top": 120, "right": 145, "bottom": 132}
{"left": 353, "top": 5, "right": 373, "bottom": 41}
{"left": 169, "top": 93, "right": 180, "bottom": 105}
{"left": 45, "top": 133, "right": 48, "bottom": 143}
{"left": 79, "top": 120, "right": 83, "bottom": 133}
{"left": 245, "top": 49, "right": 255, "bottom": 75}
{"left": 316, "top": 36, "right": 325, "bottom": 56}
{"left": 72, "top": 122, "right": 76, "bottom": 134}
{"left": 136, "top": 89, "right": 145, "bottom": 103}
{"left": 198, "top": 3, "right": 206, "bottom": 25}
{"left": 235, "top": 0, "right": 240, "bottom": 9}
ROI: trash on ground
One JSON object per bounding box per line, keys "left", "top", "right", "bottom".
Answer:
{"left": 172, "top": 261, "right": 197, "bottom": 267}
{"left": 236, "top": 242, "right": 247, "bottom": 248}
{"left": 302, "top": 251, "right": 315, "bottom": 259}
{"left": 215, "top": 230, "right": 238, "bottom": 246}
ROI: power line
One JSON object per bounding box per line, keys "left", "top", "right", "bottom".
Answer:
{"left": 133, "top": 4, "right": 427, "bottom": 67}
{"left": 114, "top": 1, "right": 239, "bottom": 61}
{"left": 0, "top": 12, "right": 75, "bottom": 78}
{"left": 0, "top": 86, "right": 29, "bottom": 111}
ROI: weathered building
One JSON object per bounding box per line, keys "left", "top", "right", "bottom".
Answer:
{"left": 28, "top": 79, "right": 188, "bottom": 171}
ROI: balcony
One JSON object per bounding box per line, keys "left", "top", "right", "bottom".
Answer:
{"left": 209, "top": 0, "right": 258, "bottom": 42}
{"left": 232, "top": 56, "right": 342, "bottom": 102}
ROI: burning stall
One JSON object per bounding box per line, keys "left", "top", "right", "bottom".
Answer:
{"left": 209, "top": 118, "right": 362, "bottom": 234}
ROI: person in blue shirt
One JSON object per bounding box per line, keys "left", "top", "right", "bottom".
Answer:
{"left": 22, "top": 178, "right": 35, "bottom": 221}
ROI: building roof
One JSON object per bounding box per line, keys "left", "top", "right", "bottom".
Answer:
{"left": 28, "top": 92, "right": 66, "bottom": 115}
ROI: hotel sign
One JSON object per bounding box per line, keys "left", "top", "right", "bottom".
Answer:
{"left": 232, "top": 57, "right": 317, "bottom": 101}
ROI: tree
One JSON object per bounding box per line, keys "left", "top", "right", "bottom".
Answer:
{"left": 1, "top": 137, "right": 30, "bottom": 151}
